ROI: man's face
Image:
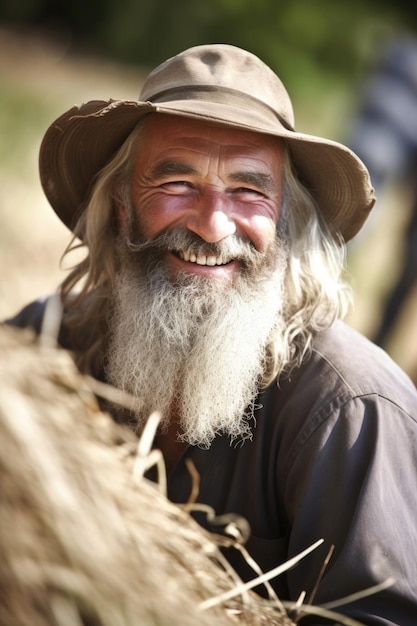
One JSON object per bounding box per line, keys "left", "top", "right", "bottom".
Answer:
{"left": 108, "top": 114, "right": 287, "bottom": 445}
{"left": 126, "top": 114, "right": 284, "bottom": 285}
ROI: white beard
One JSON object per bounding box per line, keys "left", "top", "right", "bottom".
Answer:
{"left": 105, "top": 227, "right": 287, "bottom": 448}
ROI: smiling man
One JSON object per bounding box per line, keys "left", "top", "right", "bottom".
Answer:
{"left": 6, "top": 44, "right": 417, "bottom": 625}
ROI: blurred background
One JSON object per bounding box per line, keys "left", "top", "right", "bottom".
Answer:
{"left": 1, "top": 0, "right": 417, "bottom": 382}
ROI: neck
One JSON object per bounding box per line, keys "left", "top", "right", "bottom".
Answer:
{"left": 155, "top": 420, "right": 188, "bottom": 472}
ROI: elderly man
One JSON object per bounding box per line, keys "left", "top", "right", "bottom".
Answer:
{"left": 6, "top": 44, "right": 417, "bottom": 624}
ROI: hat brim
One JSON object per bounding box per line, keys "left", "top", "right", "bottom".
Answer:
{"left": 39, "top": 99, "right": 375, "bottom": 242}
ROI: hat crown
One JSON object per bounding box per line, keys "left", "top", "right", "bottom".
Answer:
{"left": 139, "top": 44, "right": 295, "bottom": 130}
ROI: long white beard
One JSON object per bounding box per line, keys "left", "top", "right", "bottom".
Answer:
{"left": 105, "top": 228, "right": 287, "bottom": 448}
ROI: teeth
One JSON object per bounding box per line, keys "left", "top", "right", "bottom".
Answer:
{"left": 178, "top": 250, "right": 231, "bottom": 266}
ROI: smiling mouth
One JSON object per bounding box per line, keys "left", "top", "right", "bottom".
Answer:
{"left": 175, "top": 249, "right": 235, "bottom": 267}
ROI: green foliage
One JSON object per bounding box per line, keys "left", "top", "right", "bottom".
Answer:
{"left": 93, "top": 0, "right": 403, "bottom": 81}
{"left": 0, "top": 0, "right": 413, "bottom": 125}
{"left": 0, "top": 0, "right": 412, "bottom": 77}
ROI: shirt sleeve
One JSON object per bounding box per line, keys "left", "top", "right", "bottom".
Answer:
{"left": 281, "top": 393, "right": 417, "bottom": 625}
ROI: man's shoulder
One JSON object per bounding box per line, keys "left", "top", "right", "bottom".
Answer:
{"left": 4, "top": 294, "right": 106, "bottom": 380}
{"left": 4, "top": 295, "right": 72, "bottom": 351}
{"left": 263, "top": 320, "right": 416, "bottom": 425}
{"left": 293, "top": 320, "right": 417, "bottom": 416}
{"left": 313, "top": 320, "right": 414, "bottom": 390}
{"left": 4, "top": 298, "right": 50, "bottom": 334}
{"left": 258, "top": 320, "right": 417, "bottom": 465}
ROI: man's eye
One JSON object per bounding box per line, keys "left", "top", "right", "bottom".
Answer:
{"left": 165, "top": 180, "right": 191, "bottom": 186}
{"left": 234, "top": 187, "right": 265, "bottom": 198}
{"left": 162, "top": 181, "right": 192, "bottom": 191}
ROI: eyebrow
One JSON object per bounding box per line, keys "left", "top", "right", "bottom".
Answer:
{"left": 228, "top": 171, "right": 276, "bottom": 193}
{"left": 149, "top": 160, "right": 276, "bottom": 193}
{"left": 150, "top": 161, "right": 197, "bottom": 179}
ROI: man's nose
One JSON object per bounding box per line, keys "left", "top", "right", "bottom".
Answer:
{"left": 185, "top": 190, "right": 236, "bottom": 243}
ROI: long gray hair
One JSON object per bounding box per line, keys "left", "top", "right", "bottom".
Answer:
{"left": 59, "top": 117, "right": 351, "bottom": 382}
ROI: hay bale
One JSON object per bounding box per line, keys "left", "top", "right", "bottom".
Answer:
{"left": 0, "top": 325, "right": 297, "bottom": 626}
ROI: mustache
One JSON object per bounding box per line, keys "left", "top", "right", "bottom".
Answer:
{"left": 126, "top": 227, "right": 254, "bottom": 258}
{"left": 123, "top": 227, "right": 278, "bottom": 274}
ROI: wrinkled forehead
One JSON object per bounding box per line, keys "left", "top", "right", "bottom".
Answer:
{"left": 131, "top": 112, "right": 286, "bottom": 170}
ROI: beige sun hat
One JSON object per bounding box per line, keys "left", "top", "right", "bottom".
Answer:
{"left": 39, "top": 43, "right": 375, "bottom": 242}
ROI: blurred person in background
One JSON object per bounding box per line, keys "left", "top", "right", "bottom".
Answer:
{"left": 5, "top": 44, "right": 417, "bottom": 624}
{"left": 349, "top": 36, "right": 417, "bottom": 357}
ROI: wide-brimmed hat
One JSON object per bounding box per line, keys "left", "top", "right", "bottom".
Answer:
{"left": 39, "top": 43, "right": 375, "bottom": 242}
